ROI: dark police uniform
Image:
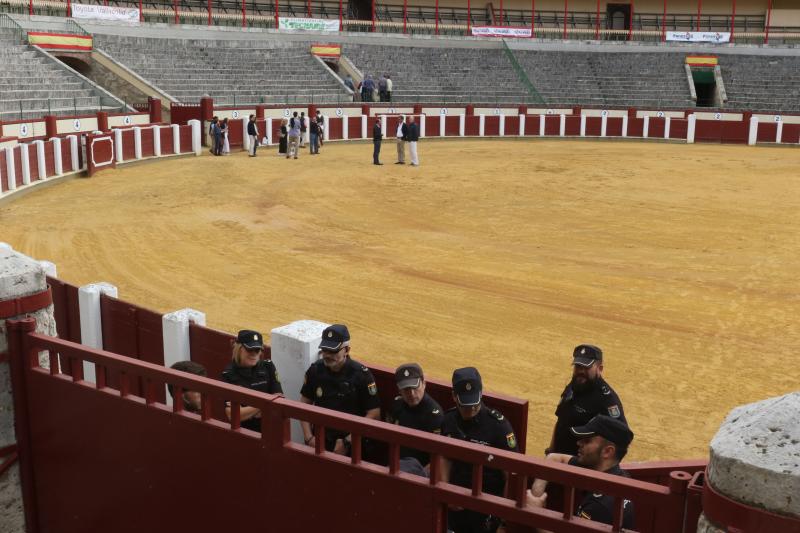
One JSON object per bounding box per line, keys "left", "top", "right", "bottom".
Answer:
{"left": 552, "top": 377, "right": 626, "bottom": 456}
{"left": 569, "top": 456, "right": 635, "bottom": 528}
{"left": 221, "top": 359, "right": 282, "bottom": 432}
{"left": 442, "top": 403, "right": 518, "bottom": 533}
{"left": 300, "top": 357, "right": 380, "bottom": 451}
{"left": 388, "top": 392, "right": 443, "bottom": 465}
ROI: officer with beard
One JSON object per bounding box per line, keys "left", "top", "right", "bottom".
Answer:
{"left": 546, "top": 345, "right": 626, "bottom": 456}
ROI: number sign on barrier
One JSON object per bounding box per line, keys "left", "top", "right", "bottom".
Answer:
{"left": 123, "top": 116, "right": 132, "bottom": 126}
{"left": 73, "top": 119, "right": 82, "bottom": 131}
{"left": 657, "top": 111, "right": 665, "bottom": 118}
{"left": 232, "top": 111, "right": 240, "bottom": 119}
{"left": 440, "top": 108, "right": 448, "bottom": 115}
{"left": 335, "top": 108, "right": 343, "bottom": 116}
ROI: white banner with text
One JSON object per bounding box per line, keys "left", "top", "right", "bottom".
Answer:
{"left": 471, "top": 26, "right": 532, "bottom": 38}
{"left": 666, "top": 31, "right": 731, "bottom": 43}
{"left": 71, "top": 3, "right": 140, "bottom": 23}
{"left": 278, "top": 17, "right": 340, "bottom": 32}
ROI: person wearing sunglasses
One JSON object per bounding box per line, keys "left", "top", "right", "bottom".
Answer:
{"left": 221, "top": 329, "right": 283, "bottom": 432}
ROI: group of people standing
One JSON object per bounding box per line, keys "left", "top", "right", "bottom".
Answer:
{"left": 277, "top": 111, "right": 324, "bottom": 159}
{"left": 373, "top": 115, "right": 420, "bottom": 166}
{"left": 209, "top": 116, "right": 230, "bottom": 156}
{"left": 348, "top": 74, "right": 393, "bottom": 102}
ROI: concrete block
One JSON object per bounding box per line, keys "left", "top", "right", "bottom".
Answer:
{"left": 78, "top": 282, "right": 118, "bottom": 383}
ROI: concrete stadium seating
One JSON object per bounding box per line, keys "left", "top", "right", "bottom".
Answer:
{"left": 344, "top": 44, "right": 531, "bottom": 103}
{"left": 514, "top": 50, "right": 694, "bottom": 109}
{"left": 720, "top": 55, "right": 800, "bottom": 112}
{"left": 0, "top": 27, "right": 121, "bottom": 120}
{"left": 93, "top": 34, "right": 351, "bottom": 105}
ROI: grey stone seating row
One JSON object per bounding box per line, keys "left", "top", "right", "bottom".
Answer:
{"left": 0, "top": 89, "right": 95, "bottom": 100}
{"left": 719, "top": 55, "right": 800, "bottom": 111}
{"left": 0, "top": 97, "right": 101, "bottom": 113}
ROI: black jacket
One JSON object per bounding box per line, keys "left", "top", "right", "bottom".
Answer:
{"left": 373, "top": 123, "right": 382, "bottom": 142}
{"left": 407, "top": 123, "right": 419, "bottom": 142}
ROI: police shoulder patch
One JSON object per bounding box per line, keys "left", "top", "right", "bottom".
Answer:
{"left": 432, "top": 409, "right": 440, "bottom": 415}
{"left": 608, "top": 405, "right": 621, "bottom": 418}
{"left": 367, "top": 382, "right": 377, "bottom": 396}
{"left": 361, "top": 365, "right": 370, "bottom": 372}
{"left": 274, "top": 371, "right": 281, "bottom": 383}
{"left": 506, "top": 432, "right": 517, "bottom": 449}
{"left": 433, "top": 428, "right": 441, "bottom": 434}
{"left": 490, "top": 409, "right": 504, "bottom": 421}
{"left": 394, "top": 395, "right": 402, "bottom": 401}
{"left": 601, "top": 384, "right": 611, "bottom": 395}
{"left": 579, "top": 511, "right": 592, "bottom": 520}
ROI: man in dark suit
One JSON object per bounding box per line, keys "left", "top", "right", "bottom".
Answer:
{"left": 373, "top": 118, "right": 383, "bottom": 165}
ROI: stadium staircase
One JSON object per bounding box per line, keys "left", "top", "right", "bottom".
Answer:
{"left": 0, "top": 17, "right": 126, "bottom": 120}
{"left": 93, "top": 35, "right": 352, "bottom": 105}
{"left": 720, "top": 55, "right": 800, "bottom": 112}
{"left": 343, "top": 43, "right": 532, "bottom": 104}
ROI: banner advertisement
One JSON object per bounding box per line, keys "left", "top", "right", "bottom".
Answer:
{"left": 71, "top": 3, "right": 140, "bottom": 24}
{"left": 278, "top": 18, "right": 340, "bottom": 32}
{"left": 471, "top": 26, "right": 532, "bottom": 38}
{"left": 666, "top": 31, "right": 731, "bottom": 43}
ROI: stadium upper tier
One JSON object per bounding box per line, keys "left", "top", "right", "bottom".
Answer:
{"left": 721, "top": 55, "right": 800, "bottom": 112}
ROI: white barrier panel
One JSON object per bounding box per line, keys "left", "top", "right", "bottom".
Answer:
{"left": 188, "top": 120, "right": 201, "bottom": 155}
{"left": 172, "top": 124, "right": 180, "bottom": 154}
{"left": 323, "top": 116, "right": 329, "bottom": 142}
{"left": 420, "top": 115, "right": 426, "bottom": 138}
{"left": 479, "top": 115, "right": 485, "bottom": 137}
{"left": 518, "top": 115, "right": 525, "bottom": 136}
{"left": 776, "top": 121, "right": 783, "bottom": 144}
{"left": 39, "top": 260, "right": 57, "bottom": 277}
{"left": 361, "top": 115, "right": 367, "bottom": 139}
{"left": 68, "top": 135, "right": 79, "bottom": 171}
{"left": 114, "top": 129, "right": 124, "bottom": 162}
{"left": 381, "top": 115, "right": 388, "bottom": 140}
{"left": 664, "top": 117, "right": 671, "bottom": 139}
{"left": 499, "top": 115, "right": 505, "bottom": 137}
{"left": 51, "top": 137, "right": 63, "bottom": 175}
{"left": 34, "top": 141, "right": 46, "bottom": 180}
{"left": 687, "top": 115, "right": 697, "bottom": 144}
{"left": 0, "top": 242, "right": 13, "bottom": 251}
{"left": 539, "top": 116, "right": 545, "bottom": 136}
{"left": 580, "top": 115, "right": 586, "bottom": 137}
{"left": 19, "top": 144, "right": 30, "bottom": 185}
{"left": 265, "top": 118, "right": 273, "bottom": 145}
{"left": 601, "top": 115, "right": 608, "bottom": 137}
{"left": 133, "top": 127, "right": 142, "bottom": 159}
{"left": 78, "top": 282, "right": 118, "bottom": 383}
{"left": 271, "top": 320, "right": 329, "bottom": 444}
{"left": 162, "top": 307, "right": 207, "bottom": 404}
{"left": 559, "top": 114, "right": 566, "bottom": 137}
{"left": 439, "top": 115, "right": 446, "bottom": 137}
{"left": 5, "top": 147, "right": 16, "bottom": 191}
{"left": 242, "top": 119, "right": 250, "bottom": 151}
{"left": 622, "top": 115, "right": 628, "bottom": 138}
{"left": 643, "top": 116, "right": 650, "bottom": 139}
{"left": 152, "top": 126, "right": 161, "bottom": 156}
{"left": 746, "top": 117, "right": 758, "bottom": 146}
{"left": 460, "top": 115, "right": 466, "bottom": 137}
{"left": 342, "top": 116, "right": 349, "bottom": 140}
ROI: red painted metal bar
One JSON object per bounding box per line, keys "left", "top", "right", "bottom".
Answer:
{"left": 662, "top": 0, "right": 667, "bottom": 42}
{"left": 530, "top": 0, "right": 534, "bottom": 37}
{"left": 702, "top": 475, "right": 800, "bottom": 531}
{"left": 594, "top": 0, "right": 599, "bottom": 39}
{"left": 0, "top": 444, "right": 19, "bottom": 478}
{"left": 697, "top": 0, "right": 702, "bottom": 31}
{"left": 499, "top": 0, "right": 503, "bottom": 26}
{"left": 465, "top": 0, "right": 469, "bottom": 35}
{"left": 0, "top": 286, "right": 52, "bottom": 319}
{"left": 275, "top": 0, "right": 280, "bottom": 28}
{"left": 242, "top": 0, "right": 246, "bottom": 27}
{"left": 67, "top": 0, "right": 71, "bottom": 17}
{"left": 28, "top": 0, "right": 32, "bottom": 15}
{"left": 435, "top": 0, "right": 439, "bottom": 34}
{"left": 139, "top": 0, "right": 143, "bottom": 22}
{"left": 404, "top": 0, "right": 408, "bottom": 33}
{"left": 207, "top": 0, "right": 211, "bottom": 25}
{"left": 339, "top": 0, "right": 343, "bottom": 31}
{"left": 730, "top": 0, "right": 736, "bottom": 42}
{"left": 765, "top": 0, "right": 773, "bottom": 44}
{"left": 371, "top": 0, "right": 375, "bottom": 31}
{"left": 307, "top": 0, "right": 311, "bottom": 17}
{"left": 562, "top": 0, "right": 568, "bottom": 39}
{"left": 628, "top": 0, "right": 634, "bottom": 40}
{"left": 174, "top": 0, "right": 178, "bottom": 25}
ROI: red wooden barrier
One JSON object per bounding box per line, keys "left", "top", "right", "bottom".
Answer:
{"left": 720, "top": 120, "right": 749, "bottom": 144}
{"left": 60, "top": 137, "right": 73, "bottom": 171}
{"left": 649, "top": 117, "right": 666, "bottom": 138}
{"left": 426, "top": 115, "right": 441, "bottom": 137}
{"left": 227, "top": 118, "right": 244, "bottom": 148}
{"left": 781, "top": 123, "right": 800, "bottom": 143}
{"left": 484, "top": 115, "right": 500, "bottom": 136}
{"left": 564, "top": 115, "right": 581, "bottom": 136}
{"left": 505, "top": 115, "right": 519, "bottom": 136}
{"left": 757, "top": 122, "right": 778, "bottom": 143}
{"left": 140, "top": 127, "right": 155, "bottom": 158}
{"left": 628, "top": 117, "right": 645, "bottom": 137}
{"left": 44, "top": 141, "right": 56, "bottom": 176}
{"left": 524, "top": 115, "right": 540, "bottom": 136}
{"left": 465, "top": 115, "right": 480, "bottom": 136}
{"left": 328, "top": 116, "right": 343, "bottom": 140}
{"left": 348, "top": 116, "right": 362, "bottom": 138}
{"left": 27, "top": 145, "right": 39, "bottom": 181}
{"left": 121, "top": 129, "right": 136, "bottom": 160}
{"left": 160, "top": 127, "right": 174, "bottom": 155}
{"left": 585, "top": 117, "right": 602, "bottom": 136}
{"left": 445, "top": 115, "right": 460, "bottom": 136}
{"left": 670, "top": 119, "right": 689, "bottom": 140}
{"left": 544, "top": 115, "right": 560, "bottom": 136}
{"left": 607, "top": 117, "right": 624, "bottom": 137}
{"left": 85, "top": 134, "right": 115, "bottom": 176}
{"left": 13, "top": 146, "right": 23, "bottom": 187}
{"left": 0, "top": 150, "right": 6, "bottom": 192}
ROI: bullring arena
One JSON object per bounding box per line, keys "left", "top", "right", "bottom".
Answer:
{"left": 1, "top": 2, "right": 800, "bottom": 532}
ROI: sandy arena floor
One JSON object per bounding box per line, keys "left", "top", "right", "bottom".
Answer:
{"left": 2, "top": 138, "right": 798, "bottom": 461}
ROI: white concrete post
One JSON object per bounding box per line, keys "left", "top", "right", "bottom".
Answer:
{"left": 172, "top": 124, "right": 181, "bottom": 154}
{"left": 460, "top": 114, "right": 466, "bottom": 137}
{"left": 322, "top": 115, "right": 330, "bottom": 142}
{"left": 601, "top": 115, "right": 608, "bottom": 137}
{"left": 622, "top": 115, "right": 629, "bottom": 138}
{"left": 162, "top": 308, "right": 206, "bottom": 403}
{"left": 133, "top": 127, "right": 142, "bottom": 159}
{"left": 381, "top": 115, "right": 388, "bottom": 140}
{"left": 420, "top": 114, "right": 426, "bottom": 138}
{"left": 152, "top": 126, "right": 162, "bottom": 156}
{"left": 747, "top": 116, "right": 759, "bottom": 146}
{"left": 270, "top": 320, "right": 329, "bottom": 444}
{"left": 580, "top": 115, "right": 586, "bottom": 137}
{"left": 479, "top": 115, "right": 485, "bottom": 137}
{"left": 559, "top": 114, "right": 566, "bottom": 137}
{"left": 188, "top": 120, "right": 201, "bottom": 155}
{"left": 5, "top": 147, "right": 16, "bottom": 191}
{"left": 361, "top": 115, "right": 367, "bottom": 139}
{"left": 242, "top": 119, "right": 250, "bottom": 151}
{"left": 439, "top": 115, "right": 446, "bottom": 137}
{"left": 687, "top": 115, "right": 697, "bottom": 144}
{"left": 518, "top": 115, "right": 525, "bottom": 136}
{"left": 776, "top": 121, "right": 783, "bottom": 144}
{"left": 113, "top": 129, "right": 123, "bottom": 162}
{"left": 19, "top": 144, "right": 30, "bottom": 185}
{"left": 539, "top": 116, "right": 545, "bottom": 136}
{"left": 68, "top": 135, "right": 79, "bottom": 171}
{"left": 342, "top": 116, "right": 349, "bottom": 140}
{"left": 34, "top": 140, "right": 46, "bottom": 179}
{"left": 78, "top": 282, "right": 118, "bottom": 383}
{"left": 643, "top": 116, "right": 650, "bottom": 139}
{"left": 264, "top": 118, "right": 272, "bottom": 145}
{"left": 39, "top": 260, "right": 57, "bottom": 277}
{"left": 51, "top": 137, "right": 63, "bottom": 175}
{"left": 498, "top": 115, "right": 505, "bottom": 137}
{"left": 664, "top": 117, "right": 671, "bottom": 139}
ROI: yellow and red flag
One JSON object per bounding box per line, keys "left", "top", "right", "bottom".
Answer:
{"left": 27, "top": 32, "right": 93, "bottom": 51}
{"left": 685, "top": 55, "right": 718, "bottom": 67}
{"left": 311, "top": 43, "right": 341, "bottom": 59}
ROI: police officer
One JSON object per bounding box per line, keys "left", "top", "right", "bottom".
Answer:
{"left": 547, "top": 344, "right": 626, "bottom": 456}
{"left": 167, "top": 360, "right": 207, "bottom": 414}
{"left": 442, "top": 367, "right": 518, "bottom": 533}
{"left": 299, "top": 324, "right": 381, "bottom": 455}
{"left": 387, "top": 363, "right": 444, "bottom": 467}
{"left": 221, "top": 329, "right": 283, "bottom": 432}
{"left": 526, "top": 415, "right": 635, "bottom": 529}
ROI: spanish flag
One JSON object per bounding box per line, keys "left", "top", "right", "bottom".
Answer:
{"left": 27, "top": 32, "right": 93, "bottom": 51}
{"left": 686, "top": 55, "right": 718, "bottom": 67}
{"left": 311, "top": 43, "right": 341, "bottom": 58}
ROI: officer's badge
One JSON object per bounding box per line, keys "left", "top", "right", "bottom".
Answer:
{"left": 465, "top": 383, "right": 472, "bottom": 391}
{"left": 404, "top": 370, "right": 410, "bottom": 377}
{"left": 368, "top": 382, "right": 377, "bottom": 396}
{"left": 579, "top": 511, "right": 592, "bottom": 520}
{"left": 253, "top": 334, "right": 259, "bottom": 341}
{"left": 315, "top": 387, "right": 323, "bottom": 398}
{"left": 581, "top": 348, "right": 586, "bottom": 355}
{"left": 608, "top": 405, "right": 620, "bottom": 418}
{"left": 327, "top": 331, "right": 333, "bottom": 338}
{"left": 506, "top": 432, "right": 517, "bottom": 449}
{"left": 275, "top": 371, "right": 281, "bottom": 383}
{"left": 432, "top": 409, "right": 440, "bottom": 414}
